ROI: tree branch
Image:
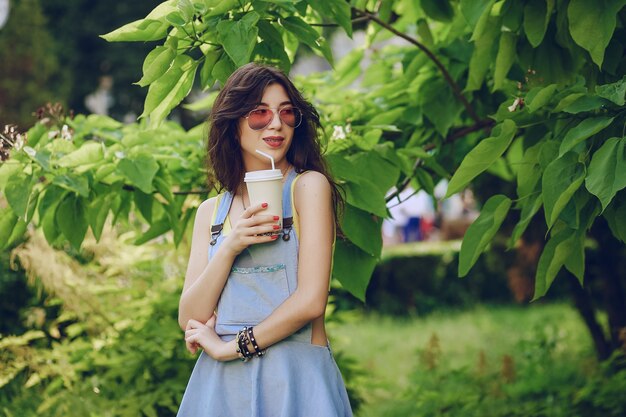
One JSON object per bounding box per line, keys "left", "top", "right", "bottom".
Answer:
{"left": 352, "top": 8, "right": 481, "bottom": 124}
{"left": 385, "top": 118, "right": 494, "bottom": 203}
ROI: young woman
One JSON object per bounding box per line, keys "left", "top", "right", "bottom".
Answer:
{"left": 176, "top": 63, "right": 353, "bottom": 416}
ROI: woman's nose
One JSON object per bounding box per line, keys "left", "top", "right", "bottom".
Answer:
{"left": 267, "top": 110, "right": 282, "bottom": 129}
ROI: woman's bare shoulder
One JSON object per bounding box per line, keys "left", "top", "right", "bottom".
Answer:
{"left": 194, "top": 195, "right": 219, "bottom": 227}
{"left": 295, "top": 170, "right": 331, "bottom": 194}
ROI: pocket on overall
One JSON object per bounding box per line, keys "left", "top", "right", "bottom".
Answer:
{"left": 216, "top": 263, "right": 290, "bottom": 325}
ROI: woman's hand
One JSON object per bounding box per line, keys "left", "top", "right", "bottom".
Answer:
{"left": 184, "top": 315, "right": 233, "bottom": 360}
{"left": 221, "top": 202, "right": 281, "bottom": 256}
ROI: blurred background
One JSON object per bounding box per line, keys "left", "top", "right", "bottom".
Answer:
{"left": 2, "top": 1, "right": 626, "bottom": 416}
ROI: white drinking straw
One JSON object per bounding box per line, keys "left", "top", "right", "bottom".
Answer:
{"left": 255, "top": 149, "right": 275, "bottom": 170}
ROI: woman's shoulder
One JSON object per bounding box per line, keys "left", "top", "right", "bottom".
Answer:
{"left": 294, "top": 171, "right": 331, "bottom": 203}
{"left": 195, "top": 194, "right": 222, "bottom": 223}
{"left": 295, "top": 170, "right": 331, "bottom": 190}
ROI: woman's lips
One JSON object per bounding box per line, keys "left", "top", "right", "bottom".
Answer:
{"left": 263, "top": 137, "right": 284, "bottom": 148}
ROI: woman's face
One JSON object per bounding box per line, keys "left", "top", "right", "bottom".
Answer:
{"left": 238, "top": 83, "right": 295, "bottom": 171}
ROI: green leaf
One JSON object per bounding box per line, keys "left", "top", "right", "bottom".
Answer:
{"left": 509, "top": 193, "right": 543, "bottom": 247}
{"left": 558, "top": 116, "right": 614, "bottom": 157}
{"left": 459, "top": 194, "right": 512, "bottom": 277}
{"left": 52, "top": 174, "right": 90, "bottom": 198}
{"left": 595, "top": 75, "right": 626, "bottom": 105}
{"left": 141, "top": 55, "right": 199, "bottom": 126}
{"left": 56, "top": 141, "right": 104, "bottom": 167}
{"left": 134, "top": 190, "right": 154, "bottom": 223}
{"left": 585, "top": 137, "right": 626, "bottom": 210}
{"left": 134, "top": 217, "right": 171, "bottom": 245}
{"left": 419, "top": 77, "right": 463, "bottom": 136}
{"left": 305, "top": 0, "right": 353, "bottom": 36}
{"left": 523, "top": 0, "right": 554, "bottom": 47}
{"left": 100, "top": 1, "right": 177, "bottom": 41}
{"left": 217, "top": 12, "right": 260, "bottom": 67}
{"left": 561, "top": 95, "right": 611, "bottom": 114}
{"left": 206, "top": 0, "right": 238, "bottom": 17}
{"left": 340, "top": 204, "right": 382, "bottom": 257}
{"left": 166, "top": 11, "right": 186, "bottom": 26}
{"left": 56, "top": 194, "right": 88, "bottom": 250}
{"left": 281, "top": 16, "right": 333, "bottom": 65}
{"left": 117, "top": 153, "right": 160, "bottom": 194}
{"left": 136, "top": 46, "right": 176, "bottom": 87}
{"left": 332, "top": 239, "right": 377, "bottom": 302}
{"left": 199, "top": 49, "right": 221, "bottom": 89}
{"left": 526, "top": 84, "right": 557, "bottom": 113}
{"left": 87, "top": 196, "right": 111, "bottom": 242}
{"left": 343, "top": 180, "right": 388, "bottom": 218}
{"left": 446, "top": 120, "right": 517, "bottom": 197}
{"left": 517, "top": 140, "right": 543, "bottom": 197}
{"left": 568, "top": 0, "right": 626, "bottom": 67}
{"left": 0, "top": 207, "right": 19, "bottom": 249}
{"left": 533, "top": 227, "right": 579, "bottom": 300}
{"left": 349, "top": 152, "right": 400, "bottom": 196}
{"left": 212, "top": 53, "right": 236, "bottom": 84}
{"left": 5, "top": 174, "right": 32, "bottom": 218}
{"left": 466, "top": 11, "right": 499, "bottom": 91}
{"left": 421, "top": 0, "right": 454, "bottom": 22}
{"left": 493, "top": 31, "right": 516, "bottom": 91}
{"left": 603, "top": 197, "right": 626, "bottom": 243}
{"left": 542, "top": 152, "right": 586, "bottom": 229}
{"left": 461, "top": 0, "right": 494, "bottom": 28}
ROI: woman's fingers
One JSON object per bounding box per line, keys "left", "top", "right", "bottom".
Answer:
{"left": 241, "top": 202, "right": 269, "bottom": 219}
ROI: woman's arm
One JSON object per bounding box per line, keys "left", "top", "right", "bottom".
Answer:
{"left": 178, "top": 198, "right": 280, "bottom": 331}
{"left": 189, "top": 171, "right": 334, "bottom": 360}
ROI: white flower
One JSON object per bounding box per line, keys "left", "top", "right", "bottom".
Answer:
{"left": 115, "top": 151, "right": 125, "bottom": 159}
{"left": 61, "top": 125, "right": 72, "bottom": 141}
{"left": 332, "top": 125, "right": 347, "bottom": 140}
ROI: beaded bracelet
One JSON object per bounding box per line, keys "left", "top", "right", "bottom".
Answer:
{"left": 236, "top": 328, "right": 253, "bottom": 362}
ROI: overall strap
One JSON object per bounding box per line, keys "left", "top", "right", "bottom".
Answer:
{"left": 210, "top": 191, "right": 233, "bottom": 245}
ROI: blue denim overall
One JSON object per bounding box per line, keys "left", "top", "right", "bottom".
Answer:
{"left": 176, "top": 169, "right": 353, "bottom": 417}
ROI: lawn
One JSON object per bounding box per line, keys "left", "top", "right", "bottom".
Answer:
{"left": 330, "top": 302, "right": 621, "bottom": 417}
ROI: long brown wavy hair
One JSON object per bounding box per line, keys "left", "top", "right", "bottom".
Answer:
{"left": 207, "top": 62, "right": 343, "bottom": 227}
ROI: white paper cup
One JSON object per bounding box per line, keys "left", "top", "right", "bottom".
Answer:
{"left": 244, "top": 169, "right": 283, "bottom": 232}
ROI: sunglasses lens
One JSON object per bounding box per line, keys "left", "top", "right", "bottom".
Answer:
{"left": 248, "top": 108, "right": 273, "bottom": 130}
{"left": 279, "top": 107, "right": 301, "bottom": 128}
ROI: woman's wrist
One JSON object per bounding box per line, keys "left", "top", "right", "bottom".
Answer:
{"left": 217, "top": 339, "right": 240, "bottom": 362}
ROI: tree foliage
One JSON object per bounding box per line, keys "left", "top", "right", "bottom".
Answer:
{"left": 2, "top": 0, "right": 626, "bottom": 305}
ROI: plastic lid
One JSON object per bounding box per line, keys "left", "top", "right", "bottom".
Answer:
{"left": 244, "top": 169, "right": 283, "bottom": 182}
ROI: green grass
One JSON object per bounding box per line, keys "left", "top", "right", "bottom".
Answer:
{"left": 330, "top": 302, "right": 597, "bottom": 417}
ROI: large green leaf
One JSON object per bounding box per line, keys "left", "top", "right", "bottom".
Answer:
{"left": 517, "top": 140, "right": 543, "bottom": 197}
{"left": 421, "top": 0, "right": 454, "bottom": 22}
{"left": 349, "top": 151, "right": 399, "bottom": 196}
{"left": 493, "top": 31, "right": 516, "bottom": 91}
{"left": 446, "top": 120, "right": 517, "bottom": 197}
{"left": 141, "top": 55, "right": 198, "bottom": 124}
{"left": 509, "top": 193, "right": 543, "bottom": 248}
{"left": 526, "top": 84, "right": 557, "bottom": 113}
{"left": 117, "top": 153, "right": 160, "bottom": 194}
{"left": 419, "top": 77, "right": 463, "bottom": 136}
{"left": 0, "top": 207, "right": 19, "bottom": 249}
{"left": 332, "top": 239, "right": 377, "bottom": 301}
{"left": 4, "top": 174, "right": 32, "bottom": 218}
{"left": 340, "top": 204, "right": 383, "bottom": 257}
{"left": 523, "top": 0, "right": 555, "bottom": 47}
{"left": 281, "top": 16, "right": 333, "bottom": 65}
{"left": 459, "top": 194, "right": 512, "bottom": 277}
{"left": 585, "top": 137, "right": 626, "bottom": 210}
{"left": 136, "top": 46, "right": 177, "bottom": 87}
{"left": 558, "top": 116, "right": 614, "bottom": 157}
{"left": 533, "top": 226, "right": 581, "bottom": 300}
{"left": 199, "top": 49, "right": 222, "bottom": 89}
{"left": 305, "top": 0, "right": 353, "bottom": 36}
{"left": 542, "top": 152, "right": 586, "bottom": 229}
{"left": 343, "top": 180, "right": 388, "bottom": 218}
{"left": 217, "top": 12, "right": 260, "bottom": 67}
{"left": 56, "top": 141, "right": 104, "bottom": 168}
{"left": 595, "top": 75, "right": 626, "bottom": 105}
{"left": 100, "top": 1, "right": 176, "bottom": 42}
{"left": 603, "top": 196, "right": 626, "bottom": 243}
{"left": 56, "top": 194, "right": 88, "bottom": 250}
{"left": 87, "top": 196, "right": 111, "bottom": 242}
{"left": 52, "top": 174, "right": 90, "bottom": 198}
{"left": 460, "top": 0, "right": 494, "bottom": 28}
{"left": 568, "top": 0, "right": 626, "bottom": 67}
{"left": 466, "top": 10, "right": 499, "bottom": 91}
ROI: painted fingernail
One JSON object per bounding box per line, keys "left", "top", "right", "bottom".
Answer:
{"left": 262, "top": 203, "right": 268, "bottom": 208}
{"left": 273, "top": 225, "right": 280, "bottom": 230}
{"left": 273, "top": 216, "right": 279, "bottom": 220}
{"left": 271, "top": 235, "right": 279, "bottom": 240}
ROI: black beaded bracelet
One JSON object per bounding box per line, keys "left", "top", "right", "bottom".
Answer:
{"left": 236, "top": 328, "right": 253, "bottom": 361}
